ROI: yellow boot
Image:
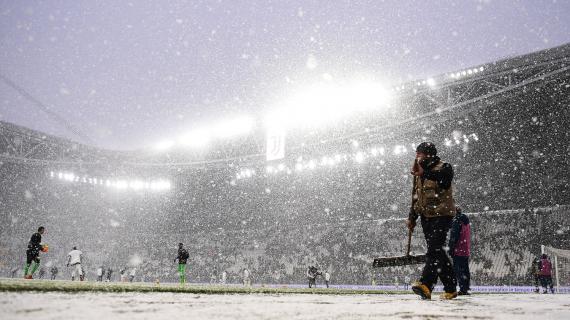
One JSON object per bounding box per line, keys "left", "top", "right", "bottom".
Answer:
{"left": 411, "top": 282, "right": 431, "bottom": 300}
{"left": 440, "top": 291, "right": 458, "bottom": 300}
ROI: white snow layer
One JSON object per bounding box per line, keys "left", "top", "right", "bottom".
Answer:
{"left": 0, "top": 292, "right": 569, "bottom": 319}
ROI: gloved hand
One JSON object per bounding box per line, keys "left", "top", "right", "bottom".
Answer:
{"left": 406, "top": 219, "right": 416, "bottom": 231}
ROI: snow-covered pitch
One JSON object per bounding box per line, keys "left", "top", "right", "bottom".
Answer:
{"left": 1, "top": 280, "right": 569, "bottom": 319}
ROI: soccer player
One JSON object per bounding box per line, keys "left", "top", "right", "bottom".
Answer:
{"left": 67, "top": 246, "right": 84, "bottom": 281}
{"left": 23, "top": 226, "right": 45, "bottom": 279}
{"left": 174, "top": 243, "right": 189, "bottom": 284}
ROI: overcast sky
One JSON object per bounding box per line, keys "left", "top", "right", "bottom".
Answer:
{"left": 1, "top": 0, "right": 568, "bottom": 150}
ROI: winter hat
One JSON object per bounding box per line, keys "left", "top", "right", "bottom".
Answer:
{"left": 416, "top": 142, "right": 437, "bottom": 156}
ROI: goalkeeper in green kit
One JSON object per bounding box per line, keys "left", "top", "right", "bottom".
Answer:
{"left": 174, "top": 243, "right": 189, "bottom": 284}
{"left": 24, "top": 226, "right": 47, "bottom": 279}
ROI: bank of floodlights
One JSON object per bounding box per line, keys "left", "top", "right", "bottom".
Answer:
{"left": 233, "top": 134, "right": 479, "bottom": 183}
{"left": 154, "top": 116, "right": 254, "bottom": 151}
{"left": 50, "top": 171, "right": 171, "bottom": 192}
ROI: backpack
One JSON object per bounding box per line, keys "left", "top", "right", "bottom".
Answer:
{"left": 181, "top": 249, "right": 189, "bottom": 259}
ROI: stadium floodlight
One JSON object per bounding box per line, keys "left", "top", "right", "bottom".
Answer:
{"left": 179, "top": 129, "right": 210, "bottom": 148}
{"left": 265, "top": 80, "right": 391, "bottom": 130}
{"left": 426, "top": 78, "right": 436, "bottom": 87}
{"left": 214, "top": 116, "right": 254, "bottom": 139}
{"left": 155, "top": 139, "right": 175, "bottom": 151}
{"left": 354, "top": 151, "right": 365, "bottom": 163}
{"left": 307, "top": 160, "right": 317, "bottom": 170}
{"left": 479, "top": 66, "right": 484, "bottom": 72}
{"left": 393, "top": 145, "right": 407, "bottom": 155}
{"left": 129, "top": 180, "right": 144, "bottom": 191}
{"left": 63, "top": 172, "right": 75, "bottom": 182}
{"left": 149, "top": 180, "right": 170, "bottom": 191}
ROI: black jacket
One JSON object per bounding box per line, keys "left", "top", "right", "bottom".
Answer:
{"left": 27, "top": 232, "right": 42, "bottom": 254}
{"left": 177, "top": 248, "right": 189, "bottom": 264}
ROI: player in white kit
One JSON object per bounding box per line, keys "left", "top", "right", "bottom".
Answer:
{"left": 67, "top": 247, "right": 84, "bottom": 281}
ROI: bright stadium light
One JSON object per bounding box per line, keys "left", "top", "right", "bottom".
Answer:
{"left": 426, "top": 78, "right": 436, "bottom": 87}
{"left": 128, "top": 180, "right": 144, "bottom": 190}
{"left": 307, "top": 160, "right": 317, "bottom": 170}
{"left": 155, "top": 139, "right": 175, "bottom": 151}
{"left": 179, "top": 129, "right": 210, "bottom": 148}
{"left": 265, "top": 80, "right": 392, "bottom": 129}
{"left": 214, "top": 116, "right": 254, "bottom": 138}
{"left": 354, "top": 151, "right": 365, "bottom": 163}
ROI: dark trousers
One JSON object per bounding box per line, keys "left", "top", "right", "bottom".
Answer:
{"left": 26, "top": 250, "right": 40, "bottom": 264}
{"left": 453, "top": 256, "right": 470, "bottom": 293}
{"left": 540, "top": 275, "right": 553, "bottom": 291}
{"left": 420, "top": 215, "right": 457, "bottom": 293}
{"left": 308, "top": 278, "right": 316, "bottom": 288}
